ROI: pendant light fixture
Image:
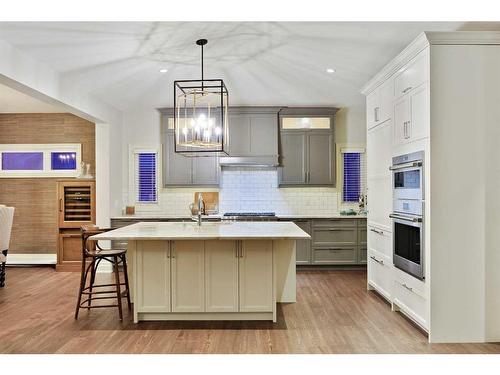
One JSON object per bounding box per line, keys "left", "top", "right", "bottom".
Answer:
{"left": 174, "top": 39, "right": 229, "bottom": 155}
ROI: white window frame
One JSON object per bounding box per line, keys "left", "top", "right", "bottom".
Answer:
{"left": 0, "top": 143, "right": 82, "bottom": 178}
{"left": 337, "top": 144, "right": 366, "bottom": 206}
{"left": 128, "top": 145, "right": 161, "bottom": 206}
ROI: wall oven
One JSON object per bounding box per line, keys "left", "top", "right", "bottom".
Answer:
{"left": 390, "top": 151, "right": 424, "bottom": 280}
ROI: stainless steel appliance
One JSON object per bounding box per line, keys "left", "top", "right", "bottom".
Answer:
{"left": 222, "top": 212, "right": 277, "bottom": 221}
{"left": 390, "top": 151, "right": 424, "bottom": 280}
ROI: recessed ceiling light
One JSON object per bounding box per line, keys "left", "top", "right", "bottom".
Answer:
{"left": 159, "top": 68, "right": 168, "bottom": 73}
{"left": 326, "top": 68, "right": 336, "bottom": 74}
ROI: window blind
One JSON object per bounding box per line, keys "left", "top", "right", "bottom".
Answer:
{"left": 342, "top": 151, "right": 365, "bottom": 203}
{"left": 135, "top": 152, "right": 157, "bottom": 203}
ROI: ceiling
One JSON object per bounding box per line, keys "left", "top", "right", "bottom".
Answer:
{"left": 1, "top": 22, "right": 499, "bottom": 112}
{"left": 0, "top": 83, "right": 64, "bottom": 113}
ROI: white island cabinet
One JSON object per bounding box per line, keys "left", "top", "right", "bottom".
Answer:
{"left": 90, "top": 221, "right": 310, "bottom": 323}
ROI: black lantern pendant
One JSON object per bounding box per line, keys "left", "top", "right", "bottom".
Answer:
{"left": 173, "top": 39, "right": 229, "bottom": 156}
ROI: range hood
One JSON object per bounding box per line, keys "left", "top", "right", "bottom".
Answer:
{"left": 218, "top": 155, "right": 279, "bottom": 167}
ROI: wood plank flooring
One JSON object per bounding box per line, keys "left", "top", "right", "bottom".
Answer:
{"left": 1, "top": 266, "right": 499, "bottom": 354}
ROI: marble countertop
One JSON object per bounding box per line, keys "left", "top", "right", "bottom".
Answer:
{"left": 90, "top": 221, "right": 311, "bottom": 241}
{"left": 111, "top": 213, "right": 367, "bottom": 220}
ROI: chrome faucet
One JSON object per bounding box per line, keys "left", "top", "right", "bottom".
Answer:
{"left": 196, "top": 193, "right": 204, "bottom": 226}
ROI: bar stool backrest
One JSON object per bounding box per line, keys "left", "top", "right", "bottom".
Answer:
{"left": 80, "top": 225, "right": 113, "bottom": 256}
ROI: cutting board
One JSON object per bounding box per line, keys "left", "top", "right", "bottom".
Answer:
{"left": 194, "top": 192, "right": 219, "bottom": 214}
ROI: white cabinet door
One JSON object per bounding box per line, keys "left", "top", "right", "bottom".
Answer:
{"left": 205, "top": 240, "right": 239, "bottom": 312}
{"left": 367, "top": 174, "right": 393, "bottom": 231}
{"left": 366, "top": 90, "right": 379, "bottom": 130}
{"left": 171, "top": 240, "right": 205, "bottom": 312}
{"left": 408, "top": 84, "right": 429, "bottom": 142}
{"left": 367, "top": 119, "right": 393, "bottom": 232}
{"left": 393, "top": 94, "right": 410, "bottom": 147}
{"left": 367, "top": 249, "right": 393, "bottom": 302}
{"left": 135, "top": 241, "right": 171, "bottom": 313}
{"left": 394, "top": 48, "right": 429, "bottom": 99}
{"left": 239, "top": 240, "right": 273, "bottom": 312}
{"left": 378, "top": 78, "right": 394, "bottom": 124}
{"left": 367, "top": 119, "right": 392, "bottom": 177}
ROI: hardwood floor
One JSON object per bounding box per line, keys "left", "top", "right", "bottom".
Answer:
{"left": 1, "top": 266, "right": 499, "bottom": 354}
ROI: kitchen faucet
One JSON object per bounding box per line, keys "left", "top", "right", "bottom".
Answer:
{"left": 193, "top": 193, "right": 204, "bottom": 226}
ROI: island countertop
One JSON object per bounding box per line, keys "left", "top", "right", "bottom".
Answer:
{"left": 90, "top": 221, "right": 311, "bottom": 241}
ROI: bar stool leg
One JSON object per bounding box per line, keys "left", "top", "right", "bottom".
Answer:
{"left": 88, "top": 259, "right": 97, "bottom": 310}
{"left": 113, "top": 255, "right": 123, "bottom": 321}
{"left": 121, "top": 254, "right": 132, "bottom": 310}
{"left": 75, "top": 256, "right": 88, "bottom": 320}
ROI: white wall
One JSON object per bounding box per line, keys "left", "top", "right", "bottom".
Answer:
{"left": 120, "top": 101, "right": 366, "bottom": 216}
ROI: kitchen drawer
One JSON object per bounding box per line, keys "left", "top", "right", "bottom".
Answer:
{"left": 313, "top": 218, "right": 357, "bottom": 228}
{"left": 392, "top": 275, "right": 428, "bottom": 331}
{"left": 313, "top": 227, "right": 357, "bottom": 247}
{"left": 312, "top": 247, "right": 357, "bottom": 265}
{"left": 367, "top": 225, "right": 392, "bottom": 258}
{"left": 367, "top": 249, "right": 392, "bottom": 302}
{"left": 394, "top": 48, "right": 429, "bottom": 98}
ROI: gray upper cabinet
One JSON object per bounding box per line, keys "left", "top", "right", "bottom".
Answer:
{"left": 228, "top": 114, "right": 251, "bottom": 156}
{"left": 164, "top": 132, "right": 192, "bottom": 185}
{"left": 308, "top": 132, "right": 334, "bottom": 185}
{"left": 249, "top": 114, "right": 278, "bottom": 156}
{"left": 278, "top": 107, "right": 337, "bottom": 187}
{"left": 161, "top": 115, "right": 219, "bottom": 187}
{"left": 224, "top": 107, "right": 280, "bottom": 162}
{"left": 279, "top": 132, "right": 307, "bottom": 184}
{"left": 192, "top": 156, "right": 219, "bottom": 185}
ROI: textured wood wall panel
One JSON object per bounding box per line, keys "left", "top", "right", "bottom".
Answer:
{"left": 0, "top": 113, "right": 95, "bottom": 254}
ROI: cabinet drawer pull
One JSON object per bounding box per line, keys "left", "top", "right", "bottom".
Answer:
{"left": 370, "top": 255, "right": 384, "bottom": 265}
{"left": 401, "top": 283, "right": 413, "bottom": 292}
{"left": 328, "top": 228, "right": 343, "bottom": 231}
{"left": 328, "top": 248, "right": 350, "bottom": 251}
{"left": 370, "top": 228, "right": 384, "bottom": 235}
{"left": 402, "top": 86, "right": 412, "bottom": 94}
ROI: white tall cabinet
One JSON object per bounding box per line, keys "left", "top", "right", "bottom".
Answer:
{"left": 362, "top": 31, "right": 500, "bottom": 343}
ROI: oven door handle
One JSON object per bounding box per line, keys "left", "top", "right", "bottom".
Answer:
{"left": 389, "top": 213, "right": 422, "bottom": 223}
{"left": 389, "top": 161, "right": 422, "bottom": 171}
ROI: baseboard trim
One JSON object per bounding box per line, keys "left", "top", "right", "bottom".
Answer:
{"left": 6, "top": 254, "right": 56, "bottom": 265}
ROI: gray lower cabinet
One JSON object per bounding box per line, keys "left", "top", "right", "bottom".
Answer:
{"left": 294, "top": 220, "right": 312, "bottom": 264}
{"left": 310, "top": 218, "right": 366, "bottom": 265}
{"left": 279, "top": 130, "right": 335, "bottom": 186}
{"left": 163, "top": 132, "right": 219, "bottom": 186}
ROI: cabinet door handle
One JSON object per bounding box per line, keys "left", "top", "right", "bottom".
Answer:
{"left": 240, "top": 242, "right": 244, "bottom": 258}
{"left": 370, "top": 228, "right": 384, "bottom": 235}
{"left": 370, "top": 255, "right": 384, "bottom": 265}
{"left": 402, "top": 86, "right": 412, "bottom": 94}
{"left": 406, "top": 120, "right": 411, "bottom": 138}
{"left": 59, "top": 198, "right": 63, "bottom": 212}
{"left": 235, "top": 242, "right": 239, "bottom": 258}
{"left": 374, "top": 107, "right": 379, "bottom": 122}
{"left": 402, "top": 283, "right": 413, "bottom": 292}
{"left": 171, "top": 242, "right": 175, "bottom": 258}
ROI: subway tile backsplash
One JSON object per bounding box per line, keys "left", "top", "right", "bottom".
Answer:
{"left": 130, "top": 167, "right": 343, "bottom": 216}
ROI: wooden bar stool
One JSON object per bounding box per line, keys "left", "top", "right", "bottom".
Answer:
{"left": 74, "top": 225, "right": 131, "bottom": 321}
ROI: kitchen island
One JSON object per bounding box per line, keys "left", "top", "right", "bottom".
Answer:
{"left": 90, "top": 221, "right": 310, "bottom": 323}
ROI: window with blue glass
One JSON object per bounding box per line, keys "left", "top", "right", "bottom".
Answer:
{"left": 1, "top": 152, "right": 44, "bottom": 170}
{"left": 343, "top": 152, "right": 362, "bottom": 202}
{"left": 136, "top": 152, "right": 157, "bottom": 203}
{"left": 51, "top": 152, "right": 77, "bottom": 170}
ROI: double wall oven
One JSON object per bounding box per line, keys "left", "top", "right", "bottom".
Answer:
{"left": 389, "top": 151, "right": 424, "bottom": 280}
